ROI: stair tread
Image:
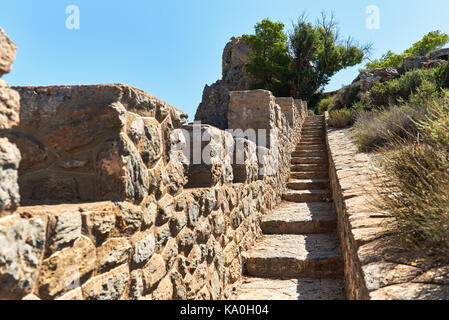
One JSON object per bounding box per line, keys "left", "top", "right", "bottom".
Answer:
{"left": 284, "top": 189, "right": 330, "bottom": 195}
{"left": 231, "top": 277, "right": 346, "bottom": 300}
{"left": 246, "top": 234, "right": 341, "bottom": 261}
{"left": 262, "top": 202, "right": 336, "bottom": 223}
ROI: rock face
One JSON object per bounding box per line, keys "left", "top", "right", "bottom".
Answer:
{"left": 331, "top": 48, "right": 449, "bottom": 109}
{"left": 195, "top": 37, "right": 257, "bottom": 129}
{"left": 0, "top": 28, "right": 20, "bottom": 215}
{"left": 8, "top": 84, "right": 187, "bottom": 204}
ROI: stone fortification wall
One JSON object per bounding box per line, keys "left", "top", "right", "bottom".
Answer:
{"left": 0, "top": 83, "right": 305, "bottom": 300}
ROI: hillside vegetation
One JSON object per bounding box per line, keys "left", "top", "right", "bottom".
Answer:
{"left": 325, "top": 32, "right": 449, "bottom": 261}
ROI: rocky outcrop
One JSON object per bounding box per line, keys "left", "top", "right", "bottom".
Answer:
{"left": 331, "top": 48, "right": 449, "bottom": 109}
{"left": 195, "top": 37, "right": 257, "bottom": 129}
{"left": 0, "top": 28, "right": 20, "bottom": 215}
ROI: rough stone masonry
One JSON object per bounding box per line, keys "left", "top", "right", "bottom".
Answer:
{"left": 0, "top": 27, "right": 311, "bottom": 300}
{"left": 0, "top": 27, "right": 20, "bottom": 215}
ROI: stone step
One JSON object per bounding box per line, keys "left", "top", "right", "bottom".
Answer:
{"left": 291, "top": 171, "right": 329, "bottom": 179}
{"left": 283, "top": 189, "right": 331, "bottom": 202}
{"left": 244, "top": 234, "right": 343, "bottom": 278}
{"left": 298, "top": 140, "right": 326, "bottom": 148}
{"left": 291, "top": 157, "right": 327, "bottom": 165}
{"left": 292, "top": 150, "right": 327, "bottom": 158}
{"left": 231, "top": 277, "right": 346, "bottom": 300}
{"left": 296, "top": 145, "right": 326, "bottom": 151}
{"left": 287, "top": 178, "right": 329, "bottom": 190}
{"left": 291, "top": 163, "right": 328, "bottom": 172}
{"left": 302, "top": 132, "right": 325, "bottom": 136}
{"left": 261, "top": 202, "right": 336, "bottom": 234}
{"left": 299, "top": 138, "right": 325, "bottom": 143}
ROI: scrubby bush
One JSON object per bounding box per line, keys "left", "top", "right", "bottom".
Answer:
{"left": 353, "top": 106, "right": 421, "bottom": 151}
{"left": 328, "top": 109, "right": 352, "bottom": 128}
{"left": 316, "top": 96, "right": 334, "bottom": 114}
{"left": 369, "top": 69, "right": 432, "bottom": 107}
{"left": 377, "top": 98, "right": 449, "bottom": 260}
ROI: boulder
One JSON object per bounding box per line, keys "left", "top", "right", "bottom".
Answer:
{"left": 428, "top": 48, "right": 449, "bottom": 61}
{"left": 403, "top": 56, "right": 446, "bottom": 72}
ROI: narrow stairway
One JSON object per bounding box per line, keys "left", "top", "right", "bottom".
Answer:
{"left": 232, "top": 115, "right": 346, "bottom": 300}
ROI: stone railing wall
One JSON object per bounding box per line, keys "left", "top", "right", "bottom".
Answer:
{"left": 325, "top": 112, "right": 449, "bottom": 300}
{"left": 0, "top": 81, "right": 306, "bottom": 299}
{"left": 0, "top": 28, "right": 20, "bottom": 217}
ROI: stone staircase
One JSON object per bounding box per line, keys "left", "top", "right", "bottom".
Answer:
{"left": 232, "top": 115, "right": 346, "bottom": 300}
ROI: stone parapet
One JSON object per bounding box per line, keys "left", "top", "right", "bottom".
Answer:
{"left": 0, "top": 28, "right": 20, "bottom": 215}
{"left": 1, "top": 83, "right": 304, "bottom": 300}
{"left": 325, "top": 113, "right": 449, "bottom": 300}
{"left": 8, "top": 84, "right": 188, "bottom": 204}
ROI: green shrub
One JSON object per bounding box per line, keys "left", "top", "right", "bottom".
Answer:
{"left": 377, "top": 97, "right": 449, "bottom": 260}
{"left": 369, "top": 69, "right": 432, "bottom": 107}
{"left": 316, "top": 96, "right": 334, "bottom": 114}
{"left": 328, "top": 109, "right": 352, "bottom": 128}
{"left": 307, "top": 109, "right": 316, "bottom": 116}
{"left": 433, "top": 60, "right": 449, "bottom": 89}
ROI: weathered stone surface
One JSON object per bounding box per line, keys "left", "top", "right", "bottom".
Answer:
{"left": 10, "top": 84, "right": 186, "bottom": 203}
{"left": 245, "top": 234, "right": 343, "bottom": 279}
{"left": 0, "top": 84, "right": 20, "bottom": 130}
{"left": 232, "top": 277, "right": 346, "bottom": 300}
{"left": 97, "top": 238, "right": 131, "bottom": 272}
{"left": 194, "top": 37, "right": 256, "bottom": 129}
{"left": 50, "top": 211, "right": 82, "bottom": 252}
{"left": 55, "top": 287, "right": 83, "bottom": 300}
{"left": 82, "top": 264, "right": 130, "bottom": 300}
{"left": 428, "top": 48, "right": 449, "bottom": 60}
{"left": 132, "top": 233, "right": 155, "bottom": 265}
{"left": 0, "top": 215, "right": 46, "bottom": 299}
{"left": 0, "top": 138, "right": 20, "bottom": 213}
{"left": 142, "top": 254, "right": 167, "bottom": 291}
{"left": 403, "top": 56, "right": 446, "bottom": 72}
{"left": 0, "top": 28, "right": 17, "bottom": 76}
{"left": 38, "top": 236, "right": 96, "bottom": 299}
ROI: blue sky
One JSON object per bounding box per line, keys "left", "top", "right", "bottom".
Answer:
{"left": 1, "top": 0, "right": 449, "bottom": 120}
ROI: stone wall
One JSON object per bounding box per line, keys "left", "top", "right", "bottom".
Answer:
{"left": 325, "top": 113, "right": 449, "bottom": 300}
{"left": 8, "top": 85, "right": 188, "bottom": 204}
{"left": 0, "top": 28, "right": 21, "bottom": 216}
{"left": 0, "top": 87, "right": 305, "bottom": 300}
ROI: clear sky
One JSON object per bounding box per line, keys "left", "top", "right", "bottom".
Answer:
{"left": 1, "top": 0, "right": 449, "bottom": 120}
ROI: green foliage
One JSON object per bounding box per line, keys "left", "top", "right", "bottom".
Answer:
{"left": 364, "top": 30, "right": 449, "bottom": 71}
{"left": 316, "top": 96, "right": 334, "bottom": 114}
{"left": 289, "top": 12, "right": 369, "bottom": 101}
{"left": 368, "top": 69, "right": 433, "bottom": 107}
{"left": 364, "top": 50, "right": 404, "bottom": 70}
{"left": 433, "top": 59, "right": 449, "bottom": 88}
{"left": 328, "top": 108, "right": 353, "bottom": 128}
{"left": 242, "top": 19, "right": 293, "bottom": 97}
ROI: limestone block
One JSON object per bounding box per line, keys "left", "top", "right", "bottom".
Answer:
{"left": 10, "top": 84, "right": 186, "bottom": 203}
{"left": 182, "top": 124, "right": 234, "bottom": 187}
{"left": 0, "top": 215, "right": 46, "bottom": 299}
{"left": 0, "top": 28, "right": 17, "bottom": 77}
{"left": 0, "top": 82, "right": 20, "bottom": 130}
{"left": 232, "top": 138, "right": 258, "bottom": 183}
{"left": 38, "top": 236, "right": 96, "bottom": 299}
{"left": 81, "top": 264, "right": 130, "bottom": 300}
{"left": 0, "top": 138, "right": 20, "bottom": 213}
